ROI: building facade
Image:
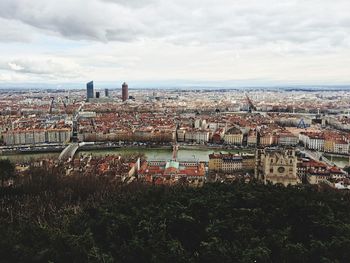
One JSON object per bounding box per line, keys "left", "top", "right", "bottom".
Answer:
{"left": 122, "top": 82, "right": 128, "bottom": 101}
{"left": 255, "top": 147, "right": 301, "bottom": 186}
{"left": 3, "top": 128, "right": 71, "bottom": 145}
{"left": 86, "top": 81, "right": 94, "bottom": 100}
{"left": 223, "top": 127, "right": 243, "bottom": 145}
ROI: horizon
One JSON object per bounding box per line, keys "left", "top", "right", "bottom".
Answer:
{"left": 2, "top": 2, "right": 350, "bottom": 262}
{"left": 0, "top": 81, "right": 350, "bottom": 90}
{"left": 1, "top": 0, "right": 350, "bottom": 85}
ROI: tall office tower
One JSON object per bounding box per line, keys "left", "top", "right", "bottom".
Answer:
{"left": 122, "top": 82, "right": 128, "bottom": 101}
{"left": 105, "top": 88, "right": 109, "bottom": 97}
{"left": 96, "top": 91, "right": 100, "bottom": 98}
{"left": 86, "top": 81, "right": 94, "bottom": 100}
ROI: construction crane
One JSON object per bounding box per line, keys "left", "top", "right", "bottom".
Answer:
{"left": 58, "top": 96, "right": 68, "bottom": 114}
{"left": 245, "top": 93, "right": 257, "bottom": 113}
{"left": 62, "top": 97, "right": 68, "bottom": 109}
{"left": 71, "top": 101, "right": 85, "bottom": 142}
{"left": 50, "top": 96, "right": 69, "bottom": 114}
{"left": 90, "top": 119, "right": 96, "bottom": 132}
{"left": 49, "top": 97, "right": 55, "bottom": 114}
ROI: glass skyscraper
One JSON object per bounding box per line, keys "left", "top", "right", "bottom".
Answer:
{"left": 86, "top": 81, "right": 94, "bottom": 100}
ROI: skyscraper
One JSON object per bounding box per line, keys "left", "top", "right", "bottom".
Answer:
{"left": 122, "top": 82, "right": 128, "bottom": 101}
{"left": 105, "top": 88, "right": 109, "bottom": 97}
{"left": 86, "top": 81, "right": 94, "bottom": 100}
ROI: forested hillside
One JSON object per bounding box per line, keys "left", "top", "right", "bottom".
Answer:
{"left": 1, "top": 173, "right": 350, "bottom": 263}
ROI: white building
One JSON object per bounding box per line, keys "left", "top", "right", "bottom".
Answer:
{"left": 299, "top": 133, "right": 325, "bottom": 151}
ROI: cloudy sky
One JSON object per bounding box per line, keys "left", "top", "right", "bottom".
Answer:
{"left": 0, "top": 0, "right": 349, "bottom": 88}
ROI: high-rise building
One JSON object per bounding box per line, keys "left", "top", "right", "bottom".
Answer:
{"left": 122, "top": 82, "right": 128, "bottom": 101}
{"left": 86, "top": 81, "right": 94, "bottom": 100}
{"left": 105, "top": 88, "right": 109, "bottom": 97}
{"left": 96, "top": 91, "right": 100, "bottom": 99}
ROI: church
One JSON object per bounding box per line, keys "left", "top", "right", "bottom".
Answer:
{"left": 255, "top": 147, "right": 301, "bottom": 186}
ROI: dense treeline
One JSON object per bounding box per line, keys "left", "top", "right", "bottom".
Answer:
{"left": 1, "top": 172, "right": 350, "bottom": 262}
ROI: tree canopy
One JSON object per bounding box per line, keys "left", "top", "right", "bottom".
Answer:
{"left": 0, "top": 159, "right": 15, "bottom": 187}
{"left": 1, "top": 169, "right": 350, "bottom": 262}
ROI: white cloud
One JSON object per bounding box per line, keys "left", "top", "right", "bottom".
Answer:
{"left": 0, "top": 18, "right": 37, "bottom": 42}
{"left": 0, "top": 0, "right": 349, "bottom": 85}
{"left": 0, "top": 0, "right": 349, "bottom": 47}
{"left": 0, "top": 57, "right": 86, "bottom": 81}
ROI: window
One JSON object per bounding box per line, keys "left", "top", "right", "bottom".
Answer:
{"left": 278, "top": 167, "right": 285, "bottom": 173}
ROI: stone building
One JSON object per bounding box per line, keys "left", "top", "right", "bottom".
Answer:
{"left": 255, "top": 147, "right": 301, "bottom": 186}
{"left": 209, "top": 153, "right": 255, "bottom": 173}
{"left": 223, "top": 127, "right": 243, "bottom": 145}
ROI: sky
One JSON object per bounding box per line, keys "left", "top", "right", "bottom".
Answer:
{"left": 0, "top": 0, "right": 349, "bottom": 88}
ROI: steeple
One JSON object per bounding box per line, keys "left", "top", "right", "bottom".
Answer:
{"left": 172, "top": 143, "right": 179, "bottom": 161}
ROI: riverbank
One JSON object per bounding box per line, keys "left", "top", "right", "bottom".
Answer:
{"left": 0, "top": 147, "right": 254, "bottom": 164}
{"left": 0, "top": 146, "right": 65, "bottom": 155}
{"left": 1, "top": 143, "right": 348, "bottom": 167}
{"left": 324, "top": 154, "right": 349, "bottom": 168}
{"left": 0, "top": 143, "right": 254, "bottom": 156}
{"left": 0, "top": 144, "right": 171, "bottom": 156}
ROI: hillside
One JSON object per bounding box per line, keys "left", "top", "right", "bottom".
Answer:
{"left": 1, "top": 175, "right": 350, "bottom": 262}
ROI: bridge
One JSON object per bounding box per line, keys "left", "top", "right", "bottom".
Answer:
{"left": 318, "top": 178, "right": 335, "bottom": 188}
{"left": 58, "top": 143, "right": 80, "bottom": 162}
{"left": 301, "top": 149, "right": 334, "bottom": 167}
{"left": 223, "top": 111, "right": 318, "bottom": 118}
{"left": 58, "top": 142, "right": 94, "bottom": 162}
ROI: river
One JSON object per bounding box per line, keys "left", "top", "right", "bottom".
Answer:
{"left": 0, "top": 148, "right": 251, "bottom": 163}
{"left": 1, "top": 148, "right": 348, "bottom": 168}
{"left": 323, "top": 154, "right": 350, "bottom": 169}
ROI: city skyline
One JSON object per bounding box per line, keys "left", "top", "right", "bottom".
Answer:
{"left": 0, "top": 0, "right": 350, "bottom": 87}
{"left": 2, "top": 2, "right": 350, "bottom": 261}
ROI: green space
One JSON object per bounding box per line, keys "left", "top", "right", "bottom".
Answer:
{"left": 1, "top": 169, "right": 350, "bottom": 262}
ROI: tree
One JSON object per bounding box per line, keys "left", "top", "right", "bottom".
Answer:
{"left": 344, "top": 166, "right": 350, "bottom": 175}
{"left": 0, "top": 159, "right": 15, "bottom": 187}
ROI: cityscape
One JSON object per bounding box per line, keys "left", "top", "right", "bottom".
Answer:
{"left": 1, "top": 83, "right": 349, "bottom": 188}
{"left": 1, "top": 0, "right": 350, "bottom": 262}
